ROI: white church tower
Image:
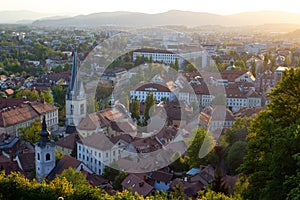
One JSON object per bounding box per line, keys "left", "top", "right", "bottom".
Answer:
{"left": 35, "top": 116, "right": 56, "bottom": 182}
{"left": 65, "top": 45, "right": 87, "bottom": 126}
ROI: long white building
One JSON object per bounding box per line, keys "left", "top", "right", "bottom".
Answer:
{"left": 130, "top": 82, "right": 177, "bottom": 102}
{"left": 133, "top": 49, "right": 184, "bottom": 66}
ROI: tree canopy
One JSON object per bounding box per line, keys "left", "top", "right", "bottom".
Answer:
{"left": 238, "top": 68, "right": 300, "bottom": 199}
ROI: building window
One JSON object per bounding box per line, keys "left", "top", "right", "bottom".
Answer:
{"left": 37, "top": 153, "right": 40, "bottom": 160}
{"left": 46, "top": 153, "right": 50, "bottom": 161}
{"left": 70, "top": 104, "right": 74, "bottom": 115}
{"left": 80, "top": 104, "right": 84, "bottom": 115}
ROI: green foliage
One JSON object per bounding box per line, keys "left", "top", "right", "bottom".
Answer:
{"left": 211, "top": 168, "right": 229, "bottom": 195}
{"left": 198, "top": 189, "right": 236, "bottom": 200}
{"left": 15, "top": 88, "right": 39, "bottom": 100}
{"left": 58, "top": 168, "right": 88, "bottom": 188}
{"left": 187, "top": 127, "right": 215, "bottom": 168}
{"left": 238, "top": 68, "right": 300, "bottom": 200}
{"left": 144, "top": 91, "right": 156, "bottom": 122}
{"left": 169, "top": 182, "right": 186, "bottom": 200}
{"left": 285, "top": 153, "right": 300, "bottom": 200}
{"left": 0, "top": 170, "right": 235, "bottom": 200}
{"left": 55, "top": 149, "right": 65, "bottom": 160}
{"left": 183, "top": 63, "right": 197, "bottom": 72}
{"left": 225, "top": 141, "right": 247, "bottom": 175}
{"left": 41, "top": 88, "right": 54, "bottom": 104}
{"left": 19, "top": 118, "right": 41, "bottom": 144}
{"left": 224, "top": 117, "right": 251, "bottom": 146}
{"left": 112, "top": 171, "right": 127, "bottom": 190}
{"left": 131, "top": 97, "right": 140, "bottom": 121}
{"left": 52, "top": 85, "right": 67, "bottom": 107}
{"left": 169, "top": 153, "right": 190, "bottom": 172}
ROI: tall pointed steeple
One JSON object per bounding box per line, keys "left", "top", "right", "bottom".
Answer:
{"left": 67, "top": 45, "right": 78, "bottom": 100}
{"left": 65, "top": 45, "right": 87, "bottom": 126}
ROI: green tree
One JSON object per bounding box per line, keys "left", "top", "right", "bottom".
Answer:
{"left": 144, "top": 92, "right": 155, "bottom": 122}
{"left": 284, "top": 153, "right": 300, "bottom": 200}
{"left": 19, "top": 118, "right": 41, "bottom": 144}
{"left": 52, "top": 85, "right": 67, "bottom": 107}
{"left": 224, "top": 117, "right": 251, "bottom": 146}
{"left": 183, "top": 63, "right": 197, "bottom": 72}
{"left": 15, "top": 89, "right": 40, "bottom": 100}
{"left": 55, "top": 149, "right": 65, "bottom": 160}
{"left": 251, "top": 60, "right": 256, "bottom": 77}
{"left": 41, "top": 88, "right": 54, "bottom": 105}
{"left": 58, "top": 167, "right": 88, "bottom": 188}
{"left": 238, "top": 68, "right": 300, "bottom": 200}
{"left": 169, "top": 182, "right": 186, "bottom": 200}
{"left": 225, "top": 141, "right": 247, "bottom": 175}
{"left": 131, "top": 97, "right": 140, "bottom": 121}
{"left": 187, "top": 127, "right": 215, "bottom": 168}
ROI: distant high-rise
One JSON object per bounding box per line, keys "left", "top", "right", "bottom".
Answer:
{"left": 65, "top": 45, "right": 87, "bottom": 126}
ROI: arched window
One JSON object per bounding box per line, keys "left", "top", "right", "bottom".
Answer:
{"left": 46, "top": 153, "right": 50, "bottom": 161}
{"left": 37, "top": 153, "right": 40, "bottom": 160}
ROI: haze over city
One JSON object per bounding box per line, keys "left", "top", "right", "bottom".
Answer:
{"left": 2, "top": 0, "right": 300, "bottom": 15}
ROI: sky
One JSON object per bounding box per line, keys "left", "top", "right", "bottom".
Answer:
{"left": 2, "top": 0, "right": 300, "bottom": 15}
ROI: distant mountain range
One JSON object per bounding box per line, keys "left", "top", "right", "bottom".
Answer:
{"left": 0, "top": 10, "right": 75, "bottom": 24}
{"left": 1, "top": 10, "right": 300, "bottom": 27}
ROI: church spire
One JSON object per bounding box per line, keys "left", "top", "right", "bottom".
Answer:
{"left": 67, "top": 45, "right": 78, "bottom": 100}
{"left": 37, "top": 116, "right": 51, "bottom": 146}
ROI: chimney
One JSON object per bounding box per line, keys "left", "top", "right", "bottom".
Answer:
{"left": 139, "top": 182, "right": 144, "bottom": 187}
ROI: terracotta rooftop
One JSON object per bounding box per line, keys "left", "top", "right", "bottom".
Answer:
{"left": 233, "top": 107, "right": 263, "bottom": 118}
{"left": 47, "top": 155, "right": 81, "bottom": 181}
{"left": 151, "top": 171, "right": 173, "bottom": 183}
{"left": 56, "top": 132, "right": 81, "bottom": 150}
{"left": 134, "top": 82, "right": 172, "bottom": 93}
{"left": 121, "top": 174, "right": 153, "bottom": 196}
{"left": 220, "top": 70, "right": 249, "bottom": 82}
{"left": 0, "top": 100, "right": 58, "bottom": 128}
{"left": 170, "top": 179, "right": 205, "bottom": 199}
{"left": 78, "top": 133, "right": 114, "bottom": 151}
{"left": 0, "top": 104, "right": 39, "bottom": 128}
{"left": 17, "top": 152, "right": 35, "bottom": 172}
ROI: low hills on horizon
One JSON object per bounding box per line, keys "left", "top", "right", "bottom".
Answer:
{"left": 1, "top": 10, "right": 300, "bottom": 28}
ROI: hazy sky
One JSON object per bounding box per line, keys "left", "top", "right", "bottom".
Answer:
{"left": 2, "top": 0, "right": 300, "bottom": 15}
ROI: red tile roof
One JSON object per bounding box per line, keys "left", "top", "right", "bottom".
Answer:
{"left": 47, "top": 155, "right": 82, "bottom": 180}
{"left": 121, "top": 174, "right": 153, "bottom": 196}
{"left": 17, "top": 152, "right": 35, "bottom": 172}
{"left": 151, "top": 171, "right": 173, "bottom": 182}
{"left": 0, "top": 99, "right": 58, "bottom": 128}
{"left": 56, "top": 132, "right": 81, "bottom": 150}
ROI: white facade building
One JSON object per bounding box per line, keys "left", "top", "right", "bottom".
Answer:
{"left": 133, "top": 49, "right": 184, "bottom": 66}
{"left": 130, "top": 82, "right": 177, "bottom": 102}
{"left": 77, "top": 133, "right": 130, "bottom": 175}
